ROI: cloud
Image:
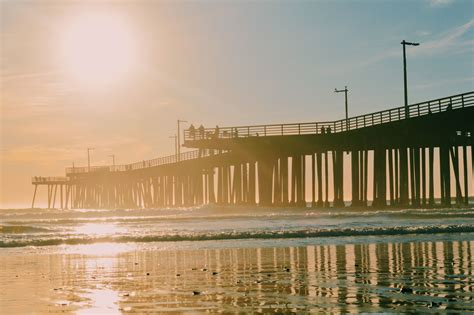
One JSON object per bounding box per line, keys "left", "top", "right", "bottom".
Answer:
{"left": 411, "top": 19, "right": 474, "bottom": 56}
{"left": 415, "top": 30, "right": 431, "bottom": 37}
{"left": 362, "top": 18, "right": 474, "bottom": 66}
{"left": 427, "top": 0, "right": 455, "bottom": 7}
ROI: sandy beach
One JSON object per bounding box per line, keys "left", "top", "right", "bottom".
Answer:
{"left": 1, "top": 237, "right": 473, "bottom": 313}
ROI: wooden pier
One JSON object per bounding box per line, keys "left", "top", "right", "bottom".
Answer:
{"left": 32, "top": 92, "right": 474, "bottom": 209}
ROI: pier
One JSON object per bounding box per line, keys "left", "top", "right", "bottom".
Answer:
{"left": 32, "top": 91, "right": 474, "bottom": 209}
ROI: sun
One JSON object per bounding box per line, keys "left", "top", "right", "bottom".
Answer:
{"left": 60, "top": 12, "right": 136, "bottom": 88}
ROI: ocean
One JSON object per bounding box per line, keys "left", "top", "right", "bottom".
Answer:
{"left": 1, "top": 206, "right": 473, "bottom": 312}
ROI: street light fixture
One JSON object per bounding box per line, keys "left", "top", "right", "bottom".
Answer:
{"left": 401, "top": 40, "right": 420, "bottom": 118}
{"left": 335, "top": 86, "right": 349, "bottom": 131}
{"left": 177, "top": 119, "right": 187, "bottom": 161}
{"left": 169, "top": 134, "right": 178, "bottom": 160}
{"left": 87, "top": 148, "right": 94, "bottom": 172}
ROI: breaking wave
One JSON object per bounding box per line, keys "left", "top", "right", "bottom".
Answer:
{"left": 1, "top": 224, "right": 473, "bottom": 248}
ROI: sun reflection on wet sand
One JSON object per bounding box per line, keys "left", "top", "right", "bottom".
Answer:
{"left": 77, "top": 288, "right": 121, "bottom": 314}
{"left": 63, "top": 243, "right": 134, "bottom": 256}
{"left": 0, "top": 239, "right": 473, "bottom": 313}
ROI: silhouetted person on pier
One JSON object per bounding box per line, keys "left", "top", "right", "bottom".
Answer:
{"left": 321, "top": 126, "right": 325, "bottom": 134}
{"left": 214, "top": 125, "right": 220, "bottom": 139}
{"left": 447, "top": 102, "right": 453, "bottom": 111}
{"left": 189, "top": 124, "right": 196, "bottom": 139}
{"left": 327, "top": 126, "right": 332, "bottom": 134}
{"left": 198, "top": 125, "right": 205, "bottom": 139}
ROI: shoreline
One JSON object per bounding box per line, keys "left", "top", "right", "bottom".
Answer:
{"left": 2, "top": 231, "right": 474, "bottom": 255}
{"left": 1, "top": 236, "right": 473, "bottom": 313}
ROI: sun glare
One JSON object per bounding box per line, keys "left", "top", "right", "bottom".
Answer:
{"left": 60, "top": 12, "right": 136, "bottom": 87}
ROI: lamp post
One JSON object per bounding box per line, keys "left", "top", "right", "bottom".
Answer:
{"left": 87, "top": 148, "right": 94, "bottom": 172}
{"left": 109, "top": 154, "right": 115, "bottom": 167}
{"left": 401, "top": 40, "right": 420, "bottom": 118}
{"left": 335, "top": 86, "right": 349, "bottom": 131}
{"left": 177, "top": 119, "right": 187, "bottom": 161}
{"left": 169, "top": 134, "right": 178, "bottom": 160}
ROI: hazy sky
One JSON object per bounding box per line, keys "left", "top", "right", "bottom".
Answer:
{"left": 1, "top": 0, "right": 473, "bottom": 208}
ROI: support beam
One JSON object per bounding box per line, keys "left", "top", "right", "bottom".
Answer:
{"left": 31, "top": 185, "right": 38, "bottom": 209}
{"left": 351, "top": 150, "right": 359, "bottom": 207}
{"left": 428, "top": 147, "right": 435, "bottom": 206}
{"left": 463, "top": 144, "right": 469, "bottom": 206}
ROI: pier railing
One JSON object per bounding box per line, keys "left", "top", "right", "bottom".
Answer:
{"left": 32, "top": 176, "right": 69, "bottom": 184}
{"left": 184, "top": 91, "right": 474, "bottom": 141}
{"left": 65, "top": 149, "right": 221, "bottom": 175}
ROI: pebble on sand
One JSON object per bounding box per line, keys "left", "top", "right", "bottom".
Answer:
{"left": 193, "top": 291, "right": 201, "bottom": 295}
{"left": 400, "top": 286, "right": 413, "bottom": 294}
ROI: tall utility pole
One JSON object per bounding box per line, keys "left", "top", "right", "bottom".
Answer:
{"left": 177, "top": 119, "right": 187, "bottom": 161}
{"left": 109, "top": 154, "right": 115, "bottom": 167}
{"left": 401, "top": 40, "right": 420, "bottom": 118}
{"left": 169, "top": 135, "right": 178, "bottom": 160}
{"left": 87, "top": 148, "right": 94, "bottom": 172}
{"left": 335, "top": 86, "right": 349, "bottom": 131}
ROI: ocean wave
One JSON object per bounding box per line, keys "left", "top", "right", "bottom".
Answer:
{"left": 2, "top": 207, "right": 473, "bottom": 224}
{"left": 0, "top": 225, "right": 52, "bottom": 234}
{"left": 1, "top": 224, "right": 473, "bottom": 248}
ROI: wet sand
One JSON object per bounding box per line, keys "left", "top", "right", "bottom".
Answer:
{"left": 1, "top": 239, "right": 473, "bottom": 313}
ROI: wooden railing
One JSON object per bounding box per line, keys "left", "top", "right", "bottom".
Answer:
{"left": 65, "top": 149, "right": 221, "bottom": 175}
{"left": 184, "top": 91, "right": 474, "bottom": 141}
{"left": 32, "top": 176, "right": 69, "bottom": 184}
{"left": 62, "top": 92, "right": 473, "bottom": 176}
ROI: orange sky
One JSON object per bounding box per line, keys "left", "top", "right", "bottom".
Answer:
{"left": 1, "top": 1, "right": 473, "bottom": 208}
